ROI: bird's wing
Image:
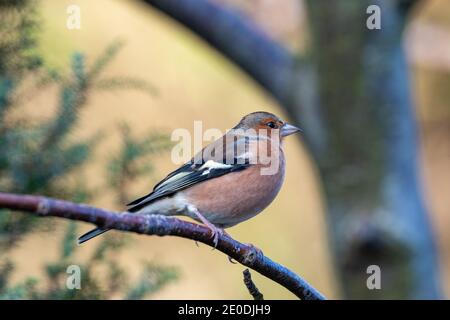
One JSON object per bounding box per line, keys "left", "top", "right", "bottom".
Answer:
{"left": 126, "top": 134, "right": 252, "bottom": 212}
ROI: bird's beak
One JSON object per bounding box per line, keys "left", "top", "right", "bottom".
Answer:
{"left": 281, "top": 123, "right": 303, "bottom": 137}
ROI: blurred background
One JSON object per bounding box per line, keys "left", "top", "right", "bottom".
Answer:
{"left": 0, "top": 0, "right": 448, "bottom": 299}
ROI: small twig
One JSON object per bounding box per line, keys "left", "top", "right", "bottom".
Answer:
{"left": 0, "top": 192, "right": 326, "bottom": 300}
{"left": 243, "top": 269, "right": 264, "bottom": 300}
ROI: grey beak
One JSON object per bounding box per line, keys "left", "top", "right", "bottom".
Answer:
{"left": 281, "top": 123, "right": 303, "bottom": 137}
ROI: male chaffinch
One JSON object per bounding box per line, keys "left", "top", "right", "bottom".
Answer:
{"left": 78, "top": 111, "right": 302, "bottom": 245}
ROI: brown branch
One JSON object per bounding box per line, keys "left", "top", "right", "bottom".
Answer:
{"left": 243, "top": 268, "right": 264, "bottom": 300}
{"left": 0, "top": 192, "right": 326, "bottom": 300}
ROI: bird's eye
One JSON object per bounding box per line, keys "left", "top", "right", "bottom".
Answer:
{"left": 266, "top": 121, "right": 277, "bottom": 128}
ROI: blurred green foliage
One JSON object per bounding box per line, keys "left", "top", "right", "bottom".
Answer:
{"left": 0, "top": 0, "right": 175, "bottom": 299}
{"left": 0, "top": 222, "right": 178, "bottom": 299}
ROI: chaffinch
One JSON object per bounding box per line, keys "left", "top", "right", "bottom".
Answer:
{"left": 78, "top": 111, "right": 302, "bottom": 245}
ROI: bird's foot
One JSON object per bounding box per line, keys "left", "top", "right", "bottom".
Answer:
{"left": 208, "top": 224, "right": 224, "bottom": 248}
{"left": 195, "top": 215, "right": 223, "bottom": 248}
{"left": 193, "top": 227, "right": 223, "bottom": 248}
{"left": 187, "top": 205, "right": 223, "bottom": 248}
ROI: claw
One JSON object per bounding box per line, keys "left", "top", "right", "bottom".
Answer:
{"left": 228, "top": 256, "right": 237, "bottom": 264}
{"left": 186, "top": 205, "right": 224, "bottom": 249}
{"left": 209, "top": 226, "right": 223, "bottom": 248}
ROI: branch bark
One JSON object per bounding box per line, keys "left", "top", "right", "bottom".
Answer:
{"left": 0, "top": 192, "right": 325, "bottom": 300}
{"left": 243, "top": 269, "right": 264, "bottom": 300}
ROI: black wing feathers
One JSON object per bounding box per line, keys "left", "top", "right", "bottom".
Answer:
{"left": 126, "top": 162, "right": 249, "bottom": 212}
{"left": 126, "top": 134, "right": 252, "bottom": 212}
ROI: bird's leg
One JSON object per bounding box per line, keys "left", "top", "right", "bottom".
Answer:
{"left": 221, "top": 230, "right": 237, "bottom": 264}
{"left": 187, "top": 205, "right": 223, "bottom": 248}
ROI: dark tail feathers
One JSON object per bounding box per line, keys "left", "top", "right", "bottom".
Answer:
{"left": 78, "top": 227, "right": 110, "bottom": 245}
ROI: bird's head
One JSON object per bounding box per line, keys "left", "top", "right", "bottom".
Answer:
{"left": 234, "top": 111, "right": 302, "bottom": 140}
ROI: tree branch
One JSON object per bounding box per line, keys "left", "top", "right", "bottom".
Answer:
{"left": 0, "top": 192, "right": 325, "bottom": 300}
{"left": 243, "top": 268, "right": 264, "bottom": 300}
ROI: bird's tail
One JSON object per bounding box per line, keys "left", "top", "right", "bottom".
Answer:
{"left": 78, "top": 227, "right": 110, "bottom": 245}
